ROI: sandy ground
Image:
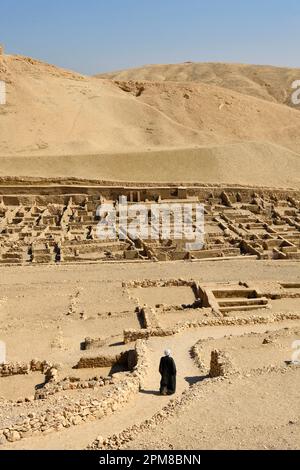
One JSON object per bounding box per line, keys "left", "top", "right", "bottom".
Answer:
{"left": 191, "top": 326, "right": 300, "bottom": 373}
{"left": 1, "top": 53, "right": 300, "bottom": 450}
{"left": 3, "top": 320, "right": 300, "bottom": 450}
{"left": 1, "top": 55, "right": 300, "bottom": 187}
{"left": 1, "top": 143, "right": 299, "bottom": 188}
{"left": 0, "top": 258, "right": 300, "bottom": 450}
{"left": 127, "top": 368, "right": 300, "bottom": 450}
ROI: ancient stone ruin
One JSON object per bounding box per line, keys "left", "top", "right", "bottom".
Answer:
{"left": 0, "top": 184, "right": 299, "bottom": 265}
{"left": 0, "top": 181, "right": 299, "bottom": 450}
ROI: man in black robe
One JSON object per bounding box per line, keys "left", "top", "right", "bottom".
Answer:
{"left": 159, "top": 349, "right": 177, "bottom": 395}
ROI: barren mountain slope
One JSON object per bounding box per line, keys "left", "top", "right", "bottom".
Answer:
{"left": 0, "top": 54, "right": 300, "bottom": 187}
{"left": 1, "top": 143, "right": 299, "bottom": 189}
{"left": 97, "top": 62, "right": 300, "bottom": 108}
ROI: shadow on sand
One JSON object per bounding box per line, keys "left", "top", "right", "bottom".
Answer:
{"left": 184, "top": 375, "right": 209, "bottom": 386}
{"left": 139, "top": 389, "right": 162, "bottom": 396}
{"left": 139, "top": 376, "right": 209, "bottom": 396}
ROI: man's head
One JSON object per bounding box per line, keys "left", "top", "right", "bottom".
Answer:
{"left": 164, "top": 349, "right": 171, "bottom": 357}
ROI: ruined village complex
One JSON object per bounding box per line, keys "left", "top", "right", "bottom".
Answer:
{"left": 0, "top": 180, "right": 299, "bottom": 450}
{"left": 0, "top": 45, "right": 300, "bottom": 450}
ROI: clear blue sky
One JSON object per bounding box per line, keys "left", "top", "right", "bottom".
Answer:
{"left": 1, "top": 0, "right": 299, "bottom": 74}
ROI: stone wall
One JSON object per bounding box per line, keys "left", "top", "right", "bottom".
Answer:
{"left": 87, "top": 363, "right": 298, "bottom": 451}
{"left": 190, "top": 339, "right": 213, "bottom": 374}
{"left": 0, "top": 182, "right": 298, "bottom": 205}
{"left": 0, "top": 341, "right": 148, "bottom": 445}
{"left": 124, "top": 327, "right": 176, "bottom": 344}
{"left": 87, "top": 375, "right": 223, "bottom": 451}
{"left": 1, "top": 188, "right": 299, "bottom": 265}
{"left": 81, "top": 337, "right": 106, "bottom": 351}
{"left": 35, "top": 375, "right": 112, "bottom": 400}
{"left": 123, "top": 279, "right": 196, "bottom": 289}
{"left": 209, "top": 350, "right": 234, "bottom": 378}
{"left": 139, "top": 306, "right": 160, "bottom": 329}
{"left": 74, "top": 350, "right": 132, "bottom": 369}
{"left": 124, "top": 311, "right": 300, "bottom": 344}
{"left": 0, "top": 359, "right": 52, "bottom": 377}
{"left": 0, "top": 363, "right": 29, "bottom": 377}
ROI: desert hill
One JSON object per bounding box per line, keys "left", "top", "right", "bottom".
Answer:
{"left": 97, "top": 62, "right": 300, "bottom": 108}
{"left": 1, "top": 143, "right": 298, "bottom": 189}
{"left": 0, "top": 54, "right": 300, "bottom": 187}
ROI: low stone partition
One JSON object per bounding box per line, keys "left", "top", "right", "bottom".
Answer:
{"left": 124, "top": 327, "right": 176, "bottom": 344}
{"left": 87, "top": 360, "right": 298, "bottom": 451}
{"left": 190, "top": 339, "right": 213, "bottom": 374}
{"left": 279, "top": 283, "right": 300, "bottom": 299}
{"left": 178, "top": 311, "right": 300, "bottom": 329}
{"left": 123, "top": 279, "right": 196, "bottom": 289}
{"left": 191, "top": 338, "right": 236, "bottom": 377}
{"left": 209, "top": 350, "right": 234, "bottom": 378}
{"left": 81, "top": 337, "right": 106, "bottom": 351}
{"left": 240, "top": 240, "right": 262, "bottom": 258}
{"left": 73, "top": 350, "right": 137, "bottom": 370}
{"left": 158, "top": 304, "right": 193, "bottom": 312}
{"left": 0, "top": 341, "right": 148, "bottom": 446}
{"left": 0, "top": 359, "right": 52, "bottom": 378}
{"left": 87, "top": 374, "right": 223, "bottom": 451}
{"left": 35, "top": 375, "right": 112, "bottom": 400}
{"left": 0, "top": 363, "right": 29, "bottom": 377}
{"left": 124, "top": 310, "right": 300, "bottom": 343}
{"left": 138, "top": 306, "right": 160, "bottom": 329}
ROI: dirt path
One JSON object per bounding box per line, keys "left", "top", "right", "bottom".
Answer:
{"left": 4, "top": 319, "right": 300, "bottom": 450}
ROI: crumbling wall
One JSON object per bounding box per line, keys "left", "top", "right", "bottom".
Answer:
{"left": 124, "top": 327, "right": 176, "bottom": 344}
{"left": 191, "top": 339, "right": 212, "bottom": 374}
{"left": 74, "top": 351, "right": 130, "bottom": 369}
{"left": 124, "top": 279, "right": 195, "bottom": 289}
{"left": 124, "top": 310, "right": 300, "bottom": 343}
{"left": 139, "top": 306, "right": 160, "bottom": 329}
{"left": 0, "top": 359, "right": 52, "bottom": 377}
{"left": 35, "top": 375, "right": 113, "bottom": 400}
{"left": 0, "top": 363, "right": 29, "bottom": 377}
{"left": 209, "top": 349, "right": 233, "bottom": 377}
{"left": 81, "top": 337, "right": 106, "bottom": 350}
{"left": 0, "top": 341, "right": 148, "bottom": 445}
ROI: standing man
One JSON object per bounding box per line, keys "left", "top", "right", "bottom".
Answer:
{"left": 159, "top": 349, "right": 177, "bottom": 395}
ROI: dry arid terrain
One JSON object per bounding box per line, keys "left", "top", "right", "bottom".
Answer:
{"left": 97, "top": 61, "right": 300, "bottom": 107}
{"left": 1, "top": 54, "right": 300, "bottom": 187}
{"left": 0, "top": 49, "right": 300, "bottom": 450}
